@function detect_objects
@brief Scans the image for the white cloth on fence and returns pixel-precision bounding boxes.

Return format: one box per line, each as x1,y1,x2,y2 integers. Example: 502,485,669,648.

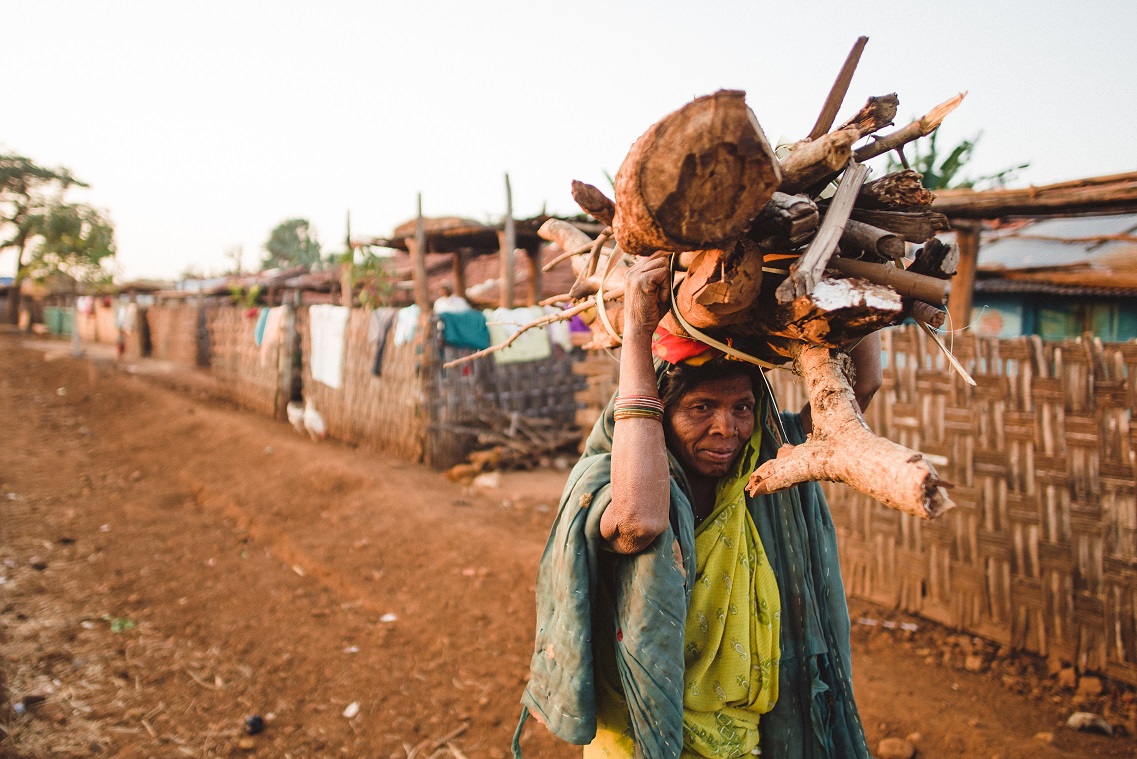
76,296,94,315
259,306,286,367
485,306,551,365
545,305,573,353
433,294,472,314
309,304,350,389
394,304,420,346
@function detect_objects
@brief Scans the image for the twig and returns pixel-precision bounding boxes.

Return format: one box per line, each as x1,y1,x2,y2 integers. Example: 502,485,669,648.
447,743,471,759
807,36,869,141
915,317,976,386
407,724,470,759
539,292,572,306
184,669,220,690
443,290,623,368
854,93,967,163
542,241,595,272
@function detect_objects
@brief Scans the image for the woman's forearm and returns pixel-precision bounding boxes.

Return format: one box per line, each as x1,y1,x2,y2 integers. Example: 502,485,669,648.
603,329,672,554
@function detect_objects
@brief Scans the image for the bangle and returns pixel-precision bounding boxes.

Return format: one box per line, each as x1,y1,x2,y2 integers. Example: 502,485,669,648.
613,394,664,422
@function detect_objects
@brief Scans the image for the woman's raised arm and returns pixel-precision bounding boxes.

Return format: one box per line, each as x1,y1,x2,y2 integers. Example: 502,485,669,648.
602,253,673,554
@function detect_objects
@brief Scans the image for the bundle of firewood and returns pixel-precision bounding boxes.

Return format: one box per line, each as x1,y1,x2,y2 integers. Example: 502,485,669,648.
453,39,965,520
443,407,582,481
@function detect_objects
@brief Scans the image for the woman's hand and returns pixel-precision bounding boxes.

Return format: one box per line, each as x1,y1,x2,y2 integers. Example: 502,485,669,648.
622,251,672,340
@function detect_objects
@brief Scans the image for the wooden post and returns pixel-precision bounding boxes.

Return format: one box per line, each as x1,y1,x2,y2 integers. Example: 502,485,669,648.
947,223,980,331
412,193,430,312
499,173,516,309
526,244,542,306
452,250,467,299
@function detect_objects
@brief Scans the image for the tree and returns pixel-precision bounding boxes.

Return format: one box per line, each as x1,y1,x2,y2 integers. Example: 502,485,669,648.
1,152,107,322
884,131,1029,191
262,218,321,270
23,201,116,285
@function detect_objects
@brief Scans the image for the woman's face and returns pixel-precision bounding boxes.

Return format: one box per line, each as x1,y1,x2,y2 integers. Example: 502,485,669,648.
664,374,756,479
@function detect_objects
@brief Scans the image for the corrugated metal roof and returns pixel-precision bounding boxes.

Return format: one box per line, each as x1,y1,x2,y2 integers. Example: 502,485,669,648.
979,213,1137,271
974,278,1137,297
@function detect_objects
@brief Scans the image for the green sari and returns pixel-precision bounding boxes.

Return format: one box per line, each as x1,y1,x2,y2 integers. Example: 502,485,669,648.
517,373,870,759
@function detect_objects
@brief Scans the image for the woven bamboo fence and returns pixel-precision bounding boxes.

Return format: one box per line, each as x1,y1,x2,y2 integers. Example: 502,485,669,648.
148,302,207,366
768,325,1137,683
297,307,427,461
121,307,148,361
209,306,293,418
76,302,119,345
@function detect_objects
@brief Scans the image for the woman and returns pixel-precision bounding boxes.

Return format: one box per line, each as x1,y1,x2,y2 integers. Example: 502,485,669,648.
517,254,880,759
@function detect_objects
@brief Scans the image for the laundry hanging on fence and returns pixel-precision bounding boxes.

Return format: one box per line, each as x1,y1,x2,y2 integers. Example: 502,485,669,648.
309,304,350,389
545,306,573,353
394,304,420,346
254,307,270,346
259,307,286,367
368,307,398,376
485,306,551,365
76,296,94,315
438,310,490,352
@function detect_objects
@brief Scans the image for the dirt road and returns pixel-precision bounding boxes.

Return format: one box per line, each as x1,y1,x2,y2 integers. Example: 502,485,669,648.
0,336,1130,757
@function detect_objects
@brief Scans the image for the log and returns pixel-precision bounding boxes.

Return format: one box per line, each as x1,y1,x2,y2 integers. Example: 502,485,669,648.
835,93,899,136
908,300,947,329
853,92,967,163
807,36,869,140
747,344,955,520
858,169,936,210
612,90,781,255
675,239,763,328
538,219,627,300
778,128,859,196
780,94,898,195
828,257,949,306
848,207,949,243
776,161,870,303
571,180,616,227
932,170,1137,219
839,219,906,262
758,275,905,347
748,192,819,249
908,237,959,279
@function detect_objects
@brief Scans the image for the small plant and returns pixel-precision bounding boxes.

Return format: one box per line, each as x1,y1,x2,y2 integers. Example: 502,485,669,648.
102,614,135,633
228,283,263,308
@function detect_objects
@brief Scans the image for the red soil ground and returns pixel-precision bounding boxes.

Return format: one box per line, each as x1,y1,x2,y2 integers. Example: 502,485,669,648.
0,335,1132,757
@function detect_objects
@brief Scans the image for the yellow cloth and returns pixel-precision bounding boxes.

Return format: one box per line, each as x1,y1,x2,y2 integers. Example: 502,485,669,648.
586,424,781,759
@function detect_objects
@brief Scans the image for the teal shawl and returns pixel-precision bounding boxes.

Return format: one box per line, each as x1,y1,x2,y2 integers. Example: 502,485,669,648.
516,374,870,759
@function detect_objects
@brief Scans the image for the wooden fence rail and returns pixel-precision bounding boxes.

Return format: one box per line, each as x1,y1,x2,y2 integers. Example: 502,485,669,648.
769,325,1137,683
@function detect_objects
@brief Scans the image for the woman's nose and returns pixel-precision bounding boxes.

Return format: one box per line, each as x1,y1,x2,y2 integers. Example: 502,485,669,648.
709,410,736,437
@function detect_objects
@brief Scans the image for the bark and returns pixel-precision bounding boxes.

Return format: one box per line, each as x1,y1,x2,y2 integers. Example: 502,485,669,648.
612,90,781,255
932,170,1137,219
780,94,898,195
538,219,627,300
778,128,859,196
776,162,870,302
908,237,959,279
571,180,616,227
807,36,869,140
675,239,763,328
828,257,949,306
848,207,950,243
747,344,955,520
755,275,905,347
853,92,967,163
839,219,906,262
907,300,947,329
858,169,935,210
748,192,819,249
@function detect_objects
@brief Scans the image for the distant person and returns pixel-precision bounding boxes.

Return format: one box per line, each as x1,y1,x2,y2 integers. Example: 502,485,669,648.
433,282,471,314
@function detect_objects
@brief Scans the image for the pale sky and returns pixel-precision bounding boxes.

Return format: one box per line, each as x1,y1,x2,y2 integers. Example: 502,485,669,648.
3,0,1134,281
